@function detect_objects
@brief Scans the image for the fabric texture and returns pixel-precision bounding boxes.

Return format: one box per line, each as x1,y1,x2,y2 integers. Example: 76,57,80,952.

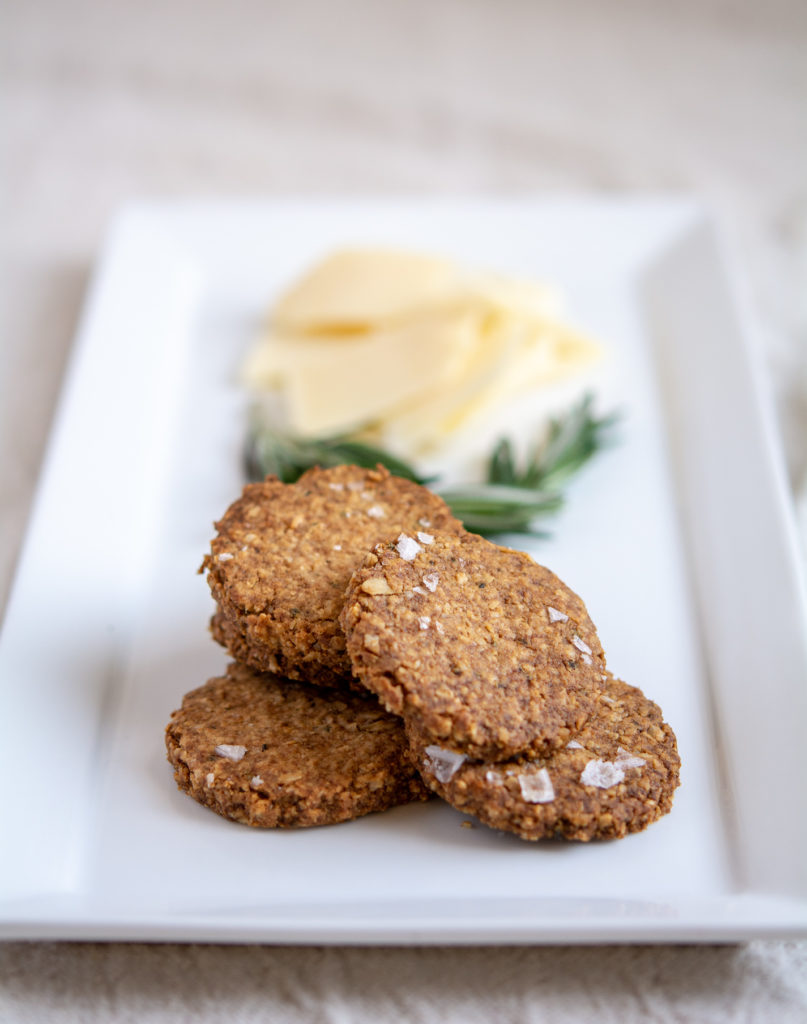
1,942,807,1023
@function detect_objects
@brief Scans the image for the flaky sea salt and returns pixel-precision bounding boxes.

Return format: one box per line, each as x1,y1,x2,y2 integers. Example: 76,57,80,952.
215,744,247,762
548,606,568,623
424,745,466,783
367,505,385,518
329,482,344,491
566,740,584,750
412,586,428,596
435,622,445,635
347,481,364,491
571,634,592,656
418,616,431,630
206,772,215,787
250,776,264,788
218,552,234,562
333,544,342,551
422,572,439,592
485,769,502,784
396,533,422,561
581,759,625,789
616,747,646,769
518,768,555,804
418,518,431,528
417,531,434,545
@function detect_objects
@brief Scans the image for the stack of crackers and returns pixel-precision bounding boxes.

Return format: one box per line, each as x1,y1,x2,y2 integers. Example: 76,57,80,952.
166,466,679,841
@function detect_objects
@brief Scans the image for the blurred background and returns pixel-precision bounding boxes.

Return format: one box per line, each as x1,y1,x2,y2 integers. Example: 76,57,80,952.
2,0,805,612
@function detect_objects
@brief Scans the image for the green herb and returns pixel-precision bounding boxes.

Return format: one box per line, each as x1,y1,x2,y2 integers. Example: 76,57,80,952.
244,408,428,485
433,484,562,536
487,393,619,492
244,393,618,536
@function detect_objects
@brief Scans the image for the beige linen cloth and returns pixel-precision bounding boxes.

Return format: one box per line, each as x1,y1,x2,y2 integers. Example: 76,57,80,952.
1,1,806,1020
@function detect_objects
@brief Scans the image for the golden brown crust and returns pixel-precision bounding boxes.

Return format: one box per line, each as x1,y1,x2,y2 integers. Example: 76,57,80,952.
201,465,461,687
165,662,430,828
410,675,680,841
340,529,606,761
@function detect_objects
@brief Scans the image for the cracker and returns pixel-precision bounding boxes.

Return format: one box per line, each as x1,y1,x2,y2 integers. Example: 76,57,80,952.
202,465,461,687
341,529,606,761
165,662,430,828
410,674,680,841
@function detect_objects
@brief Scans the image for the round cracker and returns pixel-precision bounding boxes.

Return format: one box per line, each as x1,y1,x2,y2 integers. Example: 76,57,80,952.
202,465,460,687
165,662,430,828
341,529,606,761
411,675,680,841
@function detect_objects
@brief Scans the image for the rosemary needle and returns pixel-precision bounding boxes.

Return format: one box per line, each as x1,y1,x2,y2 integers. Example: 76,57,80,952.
244,393,618,537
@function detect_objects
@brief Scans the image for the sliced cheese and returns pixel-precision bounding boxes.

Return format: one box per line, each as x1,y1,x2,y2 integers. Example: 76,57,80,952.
242,247,603,453
281,309,481,437
273,249,463,332
380,316,601,453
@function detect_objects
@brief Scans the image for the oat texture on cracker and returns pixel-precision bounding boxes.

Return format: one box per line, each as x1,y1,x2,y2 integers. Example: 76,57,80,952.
165,662,430,828
340,529,606,762
201,465,461,688
412,674,680,841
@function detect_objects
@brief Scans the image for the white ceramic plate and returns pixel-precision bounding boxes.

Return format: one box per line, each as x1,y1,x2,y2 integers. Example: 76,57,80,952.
1,199,805,944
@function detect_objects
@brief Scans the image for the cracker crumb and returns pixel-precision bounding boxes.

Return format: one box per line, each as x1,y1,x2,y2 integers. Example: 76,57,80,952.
361,577,394,596
215,744,247,762
461,820,475,829
363,634,381,654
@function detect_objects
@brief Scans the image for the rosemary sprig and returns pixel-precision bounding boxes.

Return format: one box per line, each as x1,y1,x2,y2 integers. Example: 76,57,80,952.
434,484,562,536
487,393,619,492
244,393,617,536
244,410,428,485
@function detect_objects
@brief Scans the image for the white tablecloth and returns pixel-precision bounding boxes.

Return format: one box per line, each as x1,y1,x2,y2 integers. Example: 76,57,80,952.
2,0,806,1019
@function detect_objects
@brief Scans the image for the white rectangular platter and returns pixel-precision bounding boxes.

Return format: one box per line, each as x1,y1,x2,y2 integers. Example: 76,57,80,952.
1,199,805,944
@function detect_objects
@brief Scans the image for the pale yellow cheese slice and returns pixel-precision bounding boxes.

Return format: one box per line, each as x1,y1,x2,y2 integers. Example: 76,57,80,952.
272,249,464,332
281,308,481,436
379,316,601,453
242,247,602,453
